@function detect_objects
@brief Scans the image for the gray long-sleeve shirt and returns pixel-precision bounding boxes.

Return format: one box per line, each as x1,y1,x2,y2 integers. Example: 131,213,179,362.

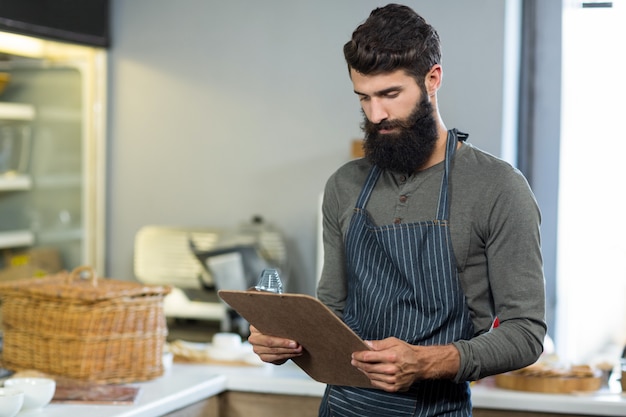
317,141,546,383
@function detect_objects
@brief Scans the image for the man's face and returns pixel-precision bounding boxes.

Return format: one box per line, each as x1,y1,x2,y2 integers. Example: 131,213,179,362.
351,69,438,174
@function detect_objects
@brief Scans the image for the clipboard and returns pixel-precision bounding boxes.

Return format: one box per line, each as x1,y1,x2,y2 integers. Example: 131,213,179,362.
218,290,373,388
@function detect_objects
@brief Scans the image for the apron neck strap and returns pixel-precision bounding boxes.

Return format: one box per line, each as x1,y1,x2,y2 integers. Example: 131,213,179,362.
436,129,463,220
355,165,381,209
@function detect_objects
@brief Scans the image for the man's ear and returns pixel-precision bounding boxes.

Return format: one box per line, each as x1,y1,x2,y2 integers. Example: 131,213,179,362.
425,64,443,97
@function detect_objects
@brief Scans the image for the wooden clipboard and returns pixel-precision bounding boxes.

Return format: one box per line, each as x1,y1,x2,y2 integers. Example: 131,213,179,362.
218,290,373,388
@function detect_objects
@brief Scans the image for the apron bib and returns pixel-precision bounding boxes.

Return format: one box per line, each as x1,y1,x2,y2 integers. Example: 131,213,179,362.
320,130,474,417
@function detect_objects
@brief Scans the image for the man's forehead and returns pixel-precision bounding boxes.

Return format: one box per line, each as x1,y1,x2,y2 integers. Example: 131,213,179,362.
350,69,417,94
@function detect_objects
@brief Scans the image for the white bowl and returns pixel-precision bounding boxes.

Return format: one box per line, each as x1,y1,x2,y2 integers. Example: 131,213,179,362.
0,387,24,417
212,332,242,350
4,378,55,410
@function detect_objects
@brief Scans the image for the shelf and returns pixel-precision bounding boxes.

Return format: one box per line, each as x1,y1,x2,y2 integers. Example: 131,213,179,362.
0,230,35,249
0,174,32,191
0,102,36,121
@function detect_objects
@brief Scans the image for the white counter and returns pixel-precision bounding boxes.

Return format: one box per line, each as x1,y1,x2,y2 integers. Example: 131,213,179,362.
471,377,626,416
20,362,626,417
212,361,326,397
19,366,226,417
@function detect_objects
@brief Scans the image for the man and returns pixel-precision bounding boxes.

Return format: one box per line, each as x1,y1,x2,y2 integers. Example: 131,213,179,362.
249,4,546,416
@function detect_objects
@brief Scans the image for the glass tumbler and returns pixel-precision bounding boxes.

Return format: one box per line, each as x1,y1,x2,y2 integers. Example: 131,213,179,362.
255,268,283,294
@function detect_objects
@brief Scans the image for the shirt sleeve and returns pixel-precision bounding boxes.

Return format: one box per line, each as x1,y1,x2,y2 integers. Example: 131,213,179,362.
316,172,348,319
452,169,546,382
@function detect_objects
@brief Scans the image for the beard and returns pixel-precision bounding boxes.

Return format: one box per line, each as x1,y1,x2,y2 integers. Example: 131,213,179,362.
362,98,438,175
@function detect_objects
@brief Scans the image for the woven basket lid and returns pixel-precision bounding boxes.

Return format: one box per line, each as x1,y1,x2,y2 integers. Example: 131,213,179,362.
0,266,171,302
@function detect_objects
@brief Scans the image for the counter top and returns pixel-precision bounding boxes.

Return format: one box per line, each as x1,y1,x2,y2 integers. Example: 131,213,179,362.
20,365,226,417
17,362,626,417
471,377,626,416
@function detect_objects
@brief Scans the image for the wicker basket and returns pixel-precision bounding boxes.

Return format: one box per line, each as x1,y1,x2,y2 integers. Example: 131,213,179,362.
0,266,171,384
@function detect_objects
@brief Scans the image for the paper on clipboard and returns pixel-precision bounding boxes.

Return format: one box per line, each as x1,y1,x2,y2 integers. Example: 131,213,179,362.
218,290,373,388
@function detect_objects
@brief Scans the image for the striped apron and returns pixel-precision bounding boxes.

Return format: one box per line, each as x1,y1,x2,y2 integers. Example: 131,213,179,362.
319,130,474,417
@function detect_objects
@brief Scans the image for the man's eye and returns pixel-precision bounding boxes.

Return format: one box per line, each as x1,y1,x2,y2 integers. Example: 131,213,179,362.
358,96,370,102
385,92,400,99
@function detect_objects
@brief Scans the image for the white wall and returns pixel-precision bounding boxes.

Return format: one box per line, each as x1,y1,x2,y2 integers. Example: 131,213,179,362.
107,0,512,295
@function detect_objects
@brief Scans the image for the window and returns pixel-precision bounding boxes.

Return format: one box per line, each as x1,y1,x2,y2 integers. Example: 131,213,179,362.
556,0,626,363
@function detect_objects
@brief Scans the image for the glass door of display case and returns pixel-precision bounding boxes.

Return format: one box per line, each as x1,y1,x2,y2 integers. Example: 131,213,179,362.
0,31,106,278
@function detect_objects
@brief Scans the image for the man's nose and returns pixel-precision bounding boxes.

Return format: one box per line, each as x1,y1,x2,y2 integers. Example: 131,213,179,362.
367,99,388,124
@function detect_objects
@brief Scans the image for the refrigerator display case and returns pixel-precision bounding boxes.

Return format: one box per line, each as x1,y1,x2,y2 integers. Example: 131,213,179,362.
0,30,106,276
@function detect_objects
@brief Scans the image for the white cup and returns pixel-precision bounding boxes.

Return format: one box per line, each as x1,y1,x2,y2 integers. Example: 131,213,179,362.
0,388,24,417
212,332,242,350
4,377,55,410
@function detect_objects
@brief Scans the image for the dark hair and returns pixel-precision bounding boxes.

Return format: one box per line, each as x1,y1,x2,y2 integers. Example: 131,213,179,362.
343,4,441,86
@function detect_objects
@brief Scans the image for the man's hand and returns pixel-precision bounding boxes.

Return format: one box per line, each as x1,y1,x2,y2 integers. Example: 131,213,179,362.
350,338,460,392
248,325,303,365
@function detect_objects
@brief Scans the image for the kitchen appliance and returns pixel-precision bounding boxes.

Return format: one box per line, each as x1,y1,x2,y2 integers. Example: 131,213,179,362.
0,29,107,274
134,217,288,333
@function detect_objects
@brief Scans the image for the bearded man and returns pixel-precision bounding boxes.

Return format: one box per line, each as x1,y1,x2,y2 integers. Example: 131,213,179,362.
249,4,546,416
